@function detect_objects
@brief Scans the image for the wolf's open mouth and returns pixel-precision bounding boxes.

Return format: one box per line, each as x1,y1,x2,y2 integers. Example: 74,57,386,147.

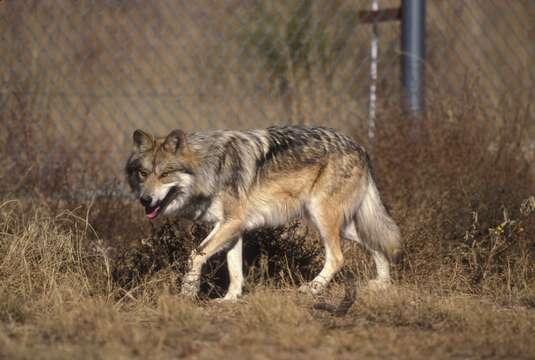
145,186,179,220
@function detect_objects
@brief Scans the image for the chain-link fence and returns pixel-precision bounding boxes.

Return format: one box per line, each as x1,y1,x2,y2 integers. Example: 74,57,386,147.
1,1,534,180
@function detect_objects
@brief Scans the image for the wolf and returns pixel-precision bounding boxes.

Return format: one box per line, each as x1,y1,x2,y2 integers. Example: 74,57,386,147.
125,125,401,301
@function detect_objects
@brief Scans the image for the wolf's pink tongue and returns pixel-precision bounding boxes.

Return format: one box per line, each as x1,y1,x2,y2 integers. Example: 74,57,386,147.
146,206,161,220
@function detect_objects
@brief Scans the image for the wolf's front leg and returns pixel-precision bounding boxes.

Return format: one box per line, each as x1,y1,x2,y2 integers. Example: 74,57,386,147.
180,254,202,299
222,237,244,301
180,223,220,299
180,221,242,299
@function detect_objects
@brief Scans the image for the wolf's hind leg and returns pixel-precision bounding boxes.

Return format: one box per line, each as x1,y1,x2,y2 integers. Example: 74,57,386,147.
367,249,391,289
222,236,244,301
342,221,362,245
342,221,392,289
300,201,344,295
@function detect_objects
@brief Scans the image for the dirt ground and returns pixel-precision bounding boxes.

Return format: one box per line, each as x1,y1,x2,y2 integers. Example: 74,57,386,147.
1,283,535,359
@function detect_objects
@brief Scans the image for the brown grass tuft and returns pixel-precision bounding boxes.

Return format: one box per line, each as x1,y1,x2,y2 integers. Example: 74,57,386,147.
370,98,535,302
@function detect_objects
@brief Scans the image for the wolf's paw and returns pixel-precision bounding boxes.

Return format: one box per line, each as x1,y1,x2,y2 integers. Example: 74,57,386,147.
366,279,391,291
223,291,242,302
298,281,325,295
213,292,241,304
180,281,199,299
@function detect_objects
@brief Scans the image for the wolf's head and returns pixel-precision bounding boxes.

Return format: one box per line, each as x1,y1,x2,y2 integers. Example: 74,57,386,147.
125,129,196,220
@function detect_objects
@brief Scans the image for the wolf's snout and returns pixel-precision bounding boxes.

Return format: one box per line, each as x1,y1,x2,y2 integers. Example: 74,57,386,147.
140,195,152,207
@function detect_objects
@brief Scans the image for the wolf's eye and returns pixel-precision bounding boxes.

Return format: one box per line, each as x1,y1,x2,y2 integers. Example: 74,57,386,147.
138,169,149,178
160,170,174,178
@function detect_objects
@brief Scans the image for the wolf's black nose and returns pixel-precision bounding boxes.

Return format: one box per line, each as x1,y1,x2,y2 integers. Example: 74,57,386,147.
140,195,152,207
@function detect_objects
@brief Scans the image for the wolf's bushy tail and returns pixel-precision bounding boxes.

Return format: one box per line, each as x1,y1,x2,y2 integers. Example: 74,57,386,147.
355,173,401,260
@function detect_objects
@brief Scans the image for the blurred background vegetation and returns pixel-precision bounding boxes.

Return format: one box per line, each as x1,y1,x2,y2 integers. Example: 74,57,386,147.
1,0,534,177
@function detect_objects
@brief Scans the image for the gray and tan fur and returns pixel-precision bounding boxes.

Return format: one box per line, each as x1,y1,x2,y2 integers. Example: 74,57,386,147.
125,126,401,300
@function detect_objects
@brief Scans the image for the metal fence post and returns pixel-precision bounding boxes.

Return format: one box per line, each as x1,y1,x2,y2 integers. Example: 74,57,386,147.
368,0,379,139
401,0,426,113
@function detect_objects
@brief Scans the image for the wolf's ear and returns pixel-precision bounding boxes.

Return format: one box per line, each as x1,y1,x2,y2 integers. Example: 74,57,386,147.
133,129,154,152
163,129,187,153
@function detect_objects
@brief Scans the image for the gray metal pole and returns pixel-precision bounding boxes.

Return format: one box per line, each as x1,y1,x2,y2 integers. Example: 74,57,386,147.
401,0,425,113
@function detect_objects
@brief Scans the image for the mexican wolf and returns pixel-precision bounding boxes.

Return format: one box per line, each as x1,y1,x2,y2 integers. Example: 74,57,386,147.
125,126,401,301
